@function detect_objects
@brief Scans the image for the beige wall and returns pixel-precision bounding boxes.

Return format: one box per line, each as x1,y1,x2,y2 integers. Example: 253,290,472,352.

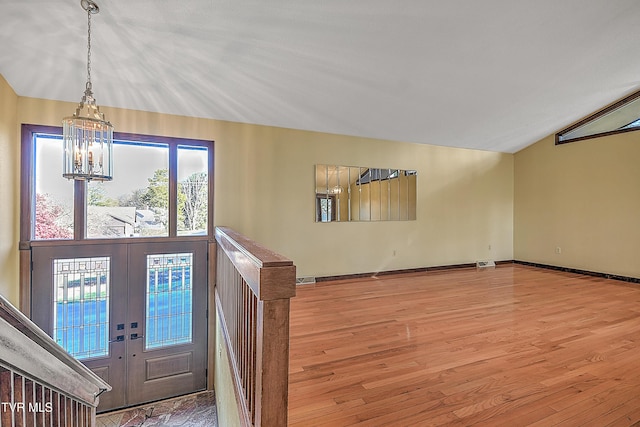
514,132,640,279
3,88,514,302
213,128,513,278
0,75,19,305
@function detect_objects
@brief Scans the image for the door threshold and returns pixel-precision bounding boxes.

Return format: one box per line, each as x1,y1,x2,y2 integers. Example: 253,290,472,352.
96,390,216,427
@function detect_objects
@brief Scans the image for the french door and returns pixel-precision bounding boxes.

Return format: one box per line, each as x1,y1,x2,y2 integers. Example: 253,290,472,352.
30,239,208,412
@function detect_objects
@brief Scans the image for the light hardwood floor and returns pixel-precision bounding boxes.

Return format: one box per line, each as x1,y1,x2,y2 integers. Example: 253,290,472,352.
288,264,640,426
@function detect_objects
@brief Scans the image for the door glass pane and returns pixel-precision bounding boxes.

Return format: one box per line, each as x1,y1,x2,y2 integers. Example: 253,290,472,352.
53,257,110,360
146,253,193,349
177,145,208,236
34,134,73,240
87,141,169,238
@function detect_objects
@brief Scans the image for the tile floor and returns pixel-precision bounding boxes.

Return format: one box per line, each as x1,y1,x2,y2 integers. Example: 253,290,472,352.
96,391,217,427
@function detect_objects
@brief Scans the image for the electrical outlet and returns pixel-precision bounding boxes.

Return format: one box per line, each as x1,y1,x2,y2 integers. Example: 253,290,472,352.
555,247,562,254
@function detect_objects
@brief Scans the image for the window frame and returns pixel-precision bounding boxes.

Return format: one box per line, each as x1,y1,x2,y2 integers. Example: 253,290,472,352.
20,124,214,244
555,89,640,145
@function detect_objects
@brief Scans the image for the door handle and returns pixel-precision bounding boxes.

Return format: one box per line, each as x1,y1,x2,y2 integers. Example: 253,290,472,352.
109,335,125,343
130,333,144,340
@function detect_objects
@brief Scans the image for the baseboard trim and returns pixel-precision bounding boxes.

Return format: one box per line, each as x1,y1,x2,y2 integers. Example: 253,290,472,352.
313,260,640,285
514,260,640,284
314,260,513,283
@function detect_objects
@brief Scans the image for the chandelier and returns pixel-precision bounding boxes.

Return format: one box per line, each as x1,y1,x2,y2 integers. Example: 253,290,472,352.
62,0,113,181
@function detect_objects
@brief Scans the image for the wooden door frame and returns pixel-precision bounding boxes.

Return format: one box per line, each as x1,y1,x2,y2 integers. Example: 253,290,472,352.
18,123,216,393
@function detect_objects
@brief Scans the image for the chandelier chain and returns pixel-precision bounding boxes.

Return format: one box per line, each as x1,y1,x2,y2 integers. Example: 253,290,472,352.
64,0,114,182
86,6,92,90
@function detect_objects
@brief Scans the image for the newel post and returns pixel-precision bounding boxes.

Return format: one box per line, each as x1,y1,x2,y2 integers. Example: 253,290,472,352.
254,266,296,426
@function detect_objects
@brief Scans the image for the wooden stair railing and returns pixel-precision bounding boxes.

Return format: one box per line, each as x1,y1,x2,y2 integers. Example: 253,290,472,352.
215,226,296,427
0,294,111,426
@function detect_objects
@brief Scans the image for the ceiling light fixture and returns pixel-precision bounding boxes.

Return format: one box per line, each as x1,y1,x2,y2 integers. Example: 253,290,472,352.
63,0,113,181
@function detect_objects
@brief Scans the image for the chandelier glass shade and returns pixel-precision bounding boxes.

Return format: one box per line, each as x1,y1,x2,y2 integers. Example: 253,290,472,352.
62,0,113,181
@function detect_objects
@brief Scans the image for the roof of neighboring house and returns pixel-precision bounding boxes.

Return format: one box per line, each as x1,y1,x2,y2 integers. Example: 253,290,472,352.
88,206,137,227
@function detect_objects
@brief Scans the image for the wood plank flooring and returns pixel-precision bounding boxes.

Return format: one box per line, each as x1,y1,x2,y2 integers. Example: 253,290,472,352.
288,265,640,426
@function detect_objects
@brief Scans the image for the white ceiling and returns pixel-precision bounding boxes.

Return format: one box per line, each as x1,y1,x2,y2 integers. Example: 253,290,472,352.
2,0,640,153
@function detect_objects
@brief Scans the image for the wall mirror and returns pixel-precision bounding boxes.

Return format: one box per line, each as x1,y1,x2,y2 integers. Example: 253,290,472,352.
315,164,417,222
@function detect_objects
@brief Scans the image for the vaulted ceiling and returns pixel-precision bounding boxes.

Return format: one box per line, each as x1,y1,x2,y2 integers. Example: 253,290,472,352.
2,0,640,153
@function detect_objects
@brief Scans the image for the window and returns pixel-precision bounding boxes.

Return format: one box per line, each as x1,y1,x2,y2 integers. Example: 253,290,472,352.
34,134,74,240
356,168,399,185
316,194,337,222
87,141,169,238
22,125,213,241
556,89,640,144
177,145,209,236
